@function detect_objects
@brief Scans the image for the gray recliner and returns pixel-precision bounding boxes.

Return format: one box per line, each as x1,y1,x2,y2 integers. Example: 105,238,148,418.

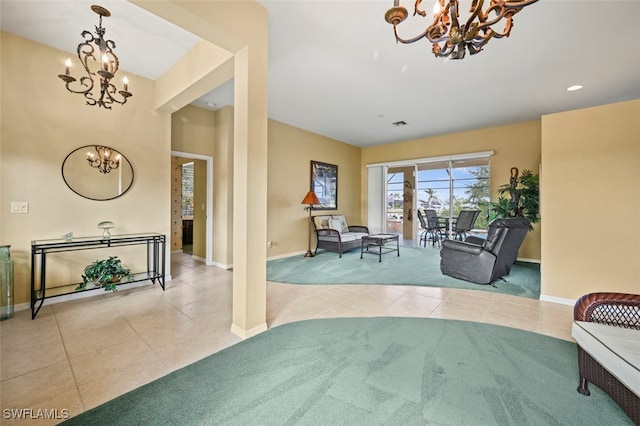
440,217,530,284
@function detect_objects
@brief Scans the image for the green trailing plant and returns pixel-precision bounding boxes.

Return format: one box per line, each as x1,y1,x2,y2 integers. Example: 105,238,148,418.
491,167,539,230
77,256,132,292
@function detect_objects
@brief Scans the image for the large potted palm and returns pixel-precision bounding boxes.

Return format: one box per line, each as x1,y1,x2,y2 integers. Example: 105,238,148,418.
491,167,539,230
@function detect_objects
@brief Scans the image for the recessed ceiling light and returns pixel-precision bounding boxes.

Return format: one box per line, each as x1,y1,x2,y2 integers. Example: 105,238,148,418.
566,85,583,92
205,101,216,108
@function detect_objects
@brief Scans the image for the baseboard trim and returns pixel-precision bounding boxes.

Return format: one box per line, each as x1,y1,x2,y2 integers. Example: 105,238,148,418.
230,322,268,339
267,250,308,261
191,255,206,263
13,301,30,312
517,257,540,264
540,294,576,306
211,261,232,270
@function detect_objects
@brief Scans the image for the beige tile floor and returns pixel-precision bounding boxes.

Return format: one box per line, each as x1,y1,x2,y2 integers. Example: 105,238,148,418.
0,253,574,425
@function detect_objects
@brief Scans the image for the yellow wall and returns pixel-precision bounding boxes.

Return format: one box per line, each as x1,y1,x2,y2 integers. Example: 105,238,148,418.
0,32,171,305
361,121,542,260
172,105,216,155
541,100,640,300
267,120,362,258
171,105,215,261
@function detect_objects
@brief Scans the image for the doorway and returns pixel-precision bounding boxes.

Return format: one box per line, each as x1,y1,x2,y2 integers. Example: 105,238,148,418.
171,151,214,265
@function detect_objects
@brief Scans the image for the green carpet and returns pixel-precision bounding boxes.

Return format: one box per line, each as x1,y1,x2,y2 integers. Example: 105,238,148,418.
63,318,631,425
267,247,540,299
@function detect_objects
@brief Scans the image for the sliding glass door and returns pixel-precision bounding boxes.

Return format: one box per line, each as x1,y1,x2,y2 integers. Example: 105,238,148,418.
367,151,492,245
416,157,490,238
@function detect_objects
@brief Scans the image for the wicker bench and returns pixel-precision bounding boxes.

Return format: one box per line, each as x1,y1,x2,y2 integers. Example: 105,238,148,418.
312,215,368,257
572,292,640,424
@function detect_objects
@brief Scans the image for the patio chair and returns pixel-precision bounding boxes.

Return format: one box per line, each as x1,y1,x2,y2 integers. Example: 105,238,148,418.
424,209,446,246
450,209,480,240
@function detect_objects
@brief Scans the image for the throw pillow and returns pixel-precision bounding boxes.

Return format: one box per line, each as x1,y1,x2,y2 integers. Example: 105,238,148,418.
329,218,343,233
333,216,349,233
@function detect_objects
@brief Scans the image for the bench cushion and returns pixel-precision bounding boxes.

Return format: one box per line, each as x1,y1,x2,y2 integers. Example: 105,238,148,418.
319,232,368,243
572,321,640,397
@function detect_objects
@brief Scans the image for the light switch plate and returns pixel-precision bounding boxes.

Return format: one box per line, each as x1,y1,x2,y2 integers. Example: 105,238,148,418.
10,201,28,214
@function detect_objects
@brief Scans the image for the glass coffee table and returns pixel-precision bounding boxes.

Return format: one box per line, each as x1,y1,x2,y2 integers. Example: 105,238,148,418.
360,234,400,262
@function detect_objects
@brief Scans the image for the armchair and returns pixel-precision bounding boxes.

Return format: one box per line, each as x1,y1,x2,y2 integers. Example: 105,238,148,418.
572,292,640,424
439,217,530,284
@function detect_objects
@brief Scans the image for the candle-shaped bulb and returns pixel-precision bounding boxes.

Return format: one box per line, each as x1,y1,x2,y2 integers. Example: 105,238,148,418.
433,1,441,15
64,58,72,75
102,53,109,71
123,76,129,92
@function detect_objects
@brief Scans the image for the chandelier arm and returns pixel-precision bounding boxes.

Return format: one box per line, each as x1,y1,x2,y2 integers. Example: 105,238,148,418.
393,25,430,45
475,11,515,39
475,0,537,35
465,0,484,26
413,0,427,17
103,81,131,106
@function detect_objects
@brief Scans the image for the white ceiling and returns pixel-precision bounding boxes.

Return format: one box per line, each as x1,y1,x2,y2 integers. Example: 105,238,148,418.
2,0,639,147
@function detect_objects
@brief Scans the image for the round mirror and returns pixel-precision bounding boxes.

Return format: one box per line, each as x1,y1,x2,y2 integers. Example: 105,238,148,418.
62,145,134,201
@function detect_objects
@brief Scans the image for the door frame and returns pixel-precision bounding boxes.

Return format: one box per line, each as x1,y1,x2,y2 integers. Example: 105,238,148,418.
172,150,214,265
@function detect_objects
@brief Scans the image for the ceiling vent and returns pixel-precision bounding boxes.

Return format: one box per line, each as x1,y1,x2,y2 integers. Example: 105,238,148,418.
392,121,407,126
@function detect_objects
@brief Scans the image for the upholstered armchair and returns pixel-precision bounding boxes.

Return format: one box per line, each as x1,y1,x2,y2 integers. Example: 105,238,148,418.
439,217,530,284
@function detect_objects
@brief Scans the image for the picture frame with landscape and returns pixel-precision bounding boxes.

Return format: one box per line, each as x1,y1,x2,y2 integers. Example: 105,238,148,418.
310,161,337,210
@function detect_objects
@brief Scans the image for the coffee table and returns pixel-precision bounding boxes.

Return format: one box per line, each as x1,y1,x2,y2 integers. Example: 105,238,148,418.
360,234,400,262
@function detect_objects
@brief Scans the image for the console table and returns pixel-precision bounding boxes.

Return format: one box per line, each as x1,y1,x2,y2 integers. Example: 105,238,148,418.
31,233,166,319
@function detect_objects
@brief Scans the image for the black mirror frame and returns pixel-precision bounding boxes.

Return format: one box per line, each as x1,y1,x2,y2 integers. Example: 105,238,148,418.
61,145,134,201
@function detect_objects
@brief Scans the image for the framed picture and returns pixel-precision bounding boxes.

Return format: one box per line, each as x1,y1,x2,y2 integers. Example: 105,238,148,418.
310,161,337,210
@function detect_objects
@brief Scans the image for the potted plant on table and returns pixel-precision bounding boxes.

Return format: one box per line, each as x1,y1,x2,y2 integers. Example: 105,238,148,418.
76,256,133,292
491,167,540,230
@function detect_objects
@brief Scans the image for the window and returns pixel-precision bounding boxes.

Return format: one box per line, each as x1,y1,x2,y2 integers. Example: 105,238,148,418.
417,158,490,230
181,162,194,218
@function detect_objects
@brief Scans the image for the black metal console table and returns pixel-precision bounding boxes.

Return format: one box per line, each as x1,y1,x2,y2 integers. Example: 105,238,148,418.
31,233,166,319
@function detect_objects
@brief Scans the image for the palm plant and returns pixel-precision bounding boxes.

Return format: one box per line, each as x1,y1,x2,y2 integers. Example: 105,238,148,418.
491,167,539,230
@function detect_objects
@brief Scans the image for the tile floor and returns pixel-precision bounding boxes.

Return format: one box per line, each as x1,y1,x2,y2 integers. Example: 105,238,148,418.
0,252,574,425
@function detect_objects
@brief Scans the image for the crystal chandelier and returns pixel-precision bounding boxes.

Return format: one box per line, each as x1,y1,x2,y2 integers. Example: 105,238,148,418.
385,0,538,60
58,5,132,108
87,146,121,174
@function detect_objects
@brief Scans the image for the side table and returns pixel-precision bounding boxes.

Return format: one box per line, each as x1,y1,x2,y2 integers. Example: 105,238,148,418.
361,234,400,262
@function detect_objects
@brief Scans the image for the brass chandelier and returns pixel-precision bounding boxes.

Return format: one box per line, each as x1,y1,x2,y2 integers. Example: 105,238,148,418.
87,146,121,174
58,5,132,108
385,0,538,60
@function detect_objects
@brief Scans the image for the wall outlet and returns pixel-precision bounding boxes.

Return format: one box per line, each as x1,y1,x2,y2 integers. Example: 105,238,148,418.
10,201,28,214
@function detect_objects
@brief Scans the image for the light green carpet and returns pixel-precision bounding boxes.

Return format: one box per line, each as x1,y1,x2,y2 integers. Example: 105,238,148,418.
63,318,631,425
267,246,540,299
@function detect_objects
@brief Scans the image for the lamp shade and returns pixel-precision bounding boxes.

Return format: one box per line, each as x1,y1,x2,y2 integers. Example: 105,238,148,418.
301,191,320,205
